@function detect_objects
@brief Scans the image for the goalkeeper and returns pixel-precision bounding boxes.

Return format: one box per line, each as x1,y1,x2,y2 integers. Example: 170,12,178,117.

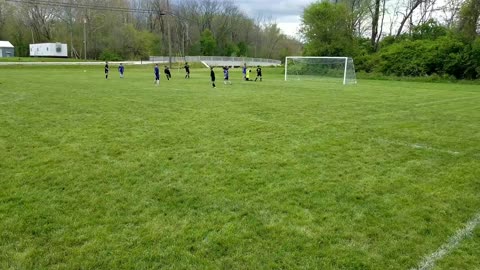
245,67,252,81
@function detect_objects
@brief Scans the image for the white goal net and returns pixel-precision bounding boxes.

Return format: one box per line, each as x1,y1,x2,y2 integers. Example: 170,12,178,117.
285,56,357,85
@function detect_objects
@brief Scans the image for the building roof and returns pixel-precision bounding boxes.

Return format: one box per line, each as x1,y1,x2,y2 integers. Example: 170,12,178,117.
0,41,14,48
30,42,67,45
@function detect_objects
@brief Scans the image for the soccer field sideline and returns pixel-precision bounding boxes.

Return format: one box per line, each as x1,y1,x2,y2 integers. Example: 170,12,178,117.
412,211,480,270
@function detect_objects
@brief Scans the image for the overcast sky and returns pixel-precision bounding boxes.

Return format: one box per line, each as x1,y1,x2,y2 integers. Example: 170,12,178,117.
234,0,316,38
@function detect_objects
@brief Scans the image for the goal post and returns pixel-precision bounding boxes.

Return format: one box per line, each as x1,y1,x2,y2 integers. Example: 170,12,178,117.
284,56,357,85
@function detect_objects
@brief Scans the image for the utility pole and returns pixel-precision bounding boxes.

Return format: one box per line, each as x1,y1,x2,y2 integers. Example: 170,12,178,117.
166,0,172,68
182,23,185,58
70,29,74,58
184,22,189,59
83,16,87,60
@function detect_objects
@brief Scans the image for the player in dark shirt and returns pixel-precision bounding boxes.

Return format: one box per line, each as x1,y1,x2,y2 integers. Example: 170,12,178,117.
154,64,160,85
164,66,171,80
255,65,262,81
184,62,190,79
210,66,216,88
104,61,109,79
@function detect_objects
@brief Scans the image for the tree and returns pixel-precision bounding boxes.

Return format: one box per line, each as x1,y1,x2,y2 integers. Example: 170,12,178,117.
440,0,464,28
411,19,447,40
262,23,283,58
395,0,426,37
199,28,216,55
301,1,356,56
237,41,247,56
22,2,58,42
0,2,4,39
371,0,381,45
0,1,9,40
0,0,298,60
458,0,480,40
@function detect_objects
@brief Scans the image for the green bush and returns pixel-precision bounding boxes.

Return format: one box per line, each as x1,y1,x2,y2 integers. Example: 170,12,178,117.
99,49,122,61
462,37,480,79
411,19,448,40
354,20,479,81
374,36,468,78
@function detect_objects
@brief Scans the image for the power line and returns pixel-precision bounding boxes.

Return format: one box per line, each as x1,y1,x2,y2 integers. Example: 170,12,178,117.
5,0,196,23
5,0,167,15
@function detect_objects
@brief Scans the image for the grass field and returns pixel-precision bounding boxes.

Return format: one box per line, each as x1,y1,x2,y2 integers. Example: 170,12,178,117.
0,65,479,269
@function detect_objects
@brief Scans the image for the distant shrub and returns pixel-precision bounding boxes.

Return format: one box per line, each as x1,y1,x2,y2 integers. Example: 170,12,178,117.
374,36,468,78
352,20,479,81
99,50,122,61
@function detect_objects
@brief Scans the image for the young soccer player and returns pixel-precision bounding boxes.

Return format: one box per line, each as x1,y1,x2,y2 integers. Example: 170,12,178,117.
164,66,171,80
210,66,216,88
255,65,262,81
184,62,190,78
223,66,232,85
118,63,124,78
104,61,109,79
245,67,251,81
242,63,247,80
154,64,160,85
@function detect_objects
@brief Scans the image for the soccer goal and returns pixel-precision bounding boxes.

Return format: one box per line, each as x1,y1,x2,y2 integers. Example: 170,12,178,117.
285,56,357,85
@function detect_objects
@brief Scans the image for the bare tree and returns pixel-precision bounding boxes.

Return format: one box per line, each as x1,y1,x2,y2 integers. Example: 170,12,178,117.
417,0,439,24
371,0,381,47
387,1,402,36
0,2,4,29
211,1,242,54
55,0,80,57
252,14,267,57
440,0,464,27
395,0,426,37
339,0,371,36
375,0,387,48
21,1,58,42
458,0,480,39
262,23,283,58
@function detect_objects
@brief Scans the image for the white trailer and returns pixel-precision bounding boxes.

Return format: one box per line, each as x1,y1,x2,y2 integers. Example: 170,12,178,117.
30,43,68,57
0,41,15,57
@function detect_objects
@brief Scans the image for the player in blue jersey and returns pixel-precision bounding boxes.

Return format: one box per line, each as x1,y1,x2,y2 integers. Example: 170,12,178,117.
223,66,232,85
118,63,124,78
154,64,160,85
242,63,247,80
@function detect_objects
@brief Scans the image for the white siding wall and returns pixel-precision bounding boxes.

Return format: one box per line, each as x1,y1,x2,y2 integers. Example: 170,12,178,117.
30,43,68,57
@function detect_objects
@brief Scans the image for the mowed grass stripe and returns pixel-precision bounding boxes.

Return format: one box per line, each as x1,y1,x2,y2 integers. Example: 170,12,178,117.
0,65,479,269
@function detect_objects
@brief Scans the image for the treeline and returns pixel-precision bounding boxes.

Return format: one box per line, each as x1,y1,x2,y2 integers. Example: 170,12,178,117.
301,0,480,79
0,0,302,61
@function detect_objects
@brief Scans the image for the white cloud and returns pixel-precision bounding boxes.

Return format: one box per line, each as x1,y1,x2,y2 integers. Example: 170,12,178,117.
277,21,302,38
234,0,314,37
